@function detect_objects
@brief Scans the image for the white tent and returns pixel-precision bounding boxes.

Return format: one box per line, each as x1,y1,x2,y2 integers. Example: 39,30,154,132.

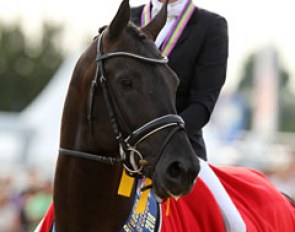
0,53,80,174
22,54,80,170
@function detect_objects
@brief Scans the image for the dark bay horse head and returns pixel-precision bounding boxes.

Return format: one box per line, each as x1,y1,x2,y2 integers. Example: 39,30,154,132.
58,0,199,203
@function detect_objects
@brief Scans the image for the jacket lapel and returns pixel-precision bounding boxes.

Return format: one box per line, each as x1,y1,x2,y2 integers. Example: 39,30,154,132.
173,8,198,48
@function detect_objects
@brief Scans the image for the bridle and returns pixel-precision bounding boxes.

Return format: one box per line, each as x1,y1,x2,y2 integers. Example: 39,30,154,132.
59,30,185,176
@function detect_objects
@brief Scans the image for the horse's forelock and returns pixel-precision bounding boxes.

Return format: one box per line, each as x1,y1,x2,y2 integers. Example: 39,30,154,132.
126,23,147,40
102,23,160,59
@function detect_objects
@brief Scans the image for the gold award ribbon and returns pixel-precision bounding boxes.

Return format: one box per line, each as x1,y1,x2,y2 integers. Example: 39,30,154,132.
118,169,135,197
135,177,153,214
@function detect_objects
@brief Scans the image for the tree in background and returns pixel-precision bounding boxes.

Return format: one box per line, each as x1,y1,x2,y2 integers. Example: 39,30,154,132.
237,50,295,132
0,22,65,112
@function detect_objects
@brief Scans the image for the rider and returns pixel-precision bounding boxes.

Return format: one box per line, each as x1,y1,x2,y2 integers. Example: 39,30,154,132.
131,0,228,160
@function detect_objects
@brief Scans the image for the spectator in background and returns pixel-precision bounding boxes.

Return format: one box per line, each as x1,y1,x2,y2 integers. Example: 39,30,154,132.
16,169,53,232
0,168,53,232
0,176,21,232
131,0,228,160
22,180,52,232
268,148,295,200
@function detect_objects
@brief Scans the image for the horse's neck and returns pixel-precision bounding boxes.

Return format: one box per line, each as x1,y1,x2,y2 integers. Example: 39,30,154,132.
54,155,133,232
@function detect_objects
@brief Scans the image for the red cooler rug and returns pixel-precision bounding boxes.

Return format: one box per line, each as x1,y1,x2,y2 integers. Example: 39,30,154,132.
35,160,295,232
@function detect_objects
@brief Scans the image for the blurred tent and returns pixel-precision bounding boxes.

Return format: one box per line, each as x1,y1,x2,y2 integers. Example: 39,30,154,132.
0,53,80,175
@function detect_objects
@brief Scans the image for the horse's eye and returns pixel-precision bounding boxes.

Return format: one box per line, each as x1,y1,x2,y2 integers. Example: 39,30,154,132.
120,79,133,90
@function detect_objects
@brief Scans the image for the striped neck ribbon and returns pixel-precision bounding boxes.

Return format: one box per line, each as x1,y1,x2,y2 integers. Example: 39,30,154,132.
141,0,195,57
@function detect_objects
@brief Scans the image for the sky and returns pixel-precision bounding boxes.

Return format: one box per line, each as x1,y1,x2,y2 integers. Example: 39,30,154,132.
1,0,295,91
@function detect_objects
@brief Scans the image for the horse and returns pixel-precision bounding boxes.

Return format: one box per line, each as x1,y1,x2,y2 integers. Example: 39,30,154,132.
36,0,295,231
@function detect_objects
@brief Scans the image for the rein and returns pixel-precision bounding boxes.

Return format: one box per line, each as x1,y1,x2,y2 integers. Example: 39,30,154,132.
59,31,185,176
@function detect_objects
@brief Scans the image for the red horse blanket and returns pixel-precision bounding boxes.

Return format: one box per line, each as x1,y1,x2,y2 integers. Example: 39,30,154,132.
35,164,295,232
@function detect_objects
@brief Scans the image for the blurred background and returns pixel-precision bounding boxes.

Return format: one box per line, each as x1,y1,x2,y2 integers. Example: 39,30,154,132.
0,0,294,231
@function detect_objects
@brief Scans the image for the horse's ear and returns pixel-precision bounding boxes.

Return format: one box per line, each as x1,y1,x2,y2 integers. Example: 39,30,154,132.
141,0,168,41
108,0,130,41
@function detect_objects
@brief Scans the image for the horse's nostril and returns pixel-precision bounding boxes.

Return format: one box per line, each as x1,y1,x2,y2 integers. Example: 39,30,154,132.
167,161,183,179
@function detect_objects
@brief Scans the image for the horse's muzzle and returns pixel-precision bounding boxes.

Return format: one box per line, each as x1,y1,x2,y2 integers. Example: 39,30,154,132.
153,157,200,199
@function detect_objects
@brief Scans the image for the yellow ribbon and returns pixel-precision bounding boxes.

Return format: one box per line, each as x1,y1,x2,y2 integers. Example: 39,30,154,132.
118,169,135,197
166,198,171,216
135,177,152,214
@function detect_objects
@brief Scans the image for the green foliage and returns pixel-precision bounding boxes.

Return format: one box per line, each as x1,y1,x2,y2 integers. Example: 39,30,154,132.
237,53,255,92
279,90,295,132
0,22,65,112
236,53,256,130
237,50,295,132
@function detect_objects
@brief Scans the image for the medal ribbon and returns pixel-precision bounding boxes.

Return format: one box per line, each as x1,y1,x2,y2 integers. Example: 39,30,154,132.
141,0,195,57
